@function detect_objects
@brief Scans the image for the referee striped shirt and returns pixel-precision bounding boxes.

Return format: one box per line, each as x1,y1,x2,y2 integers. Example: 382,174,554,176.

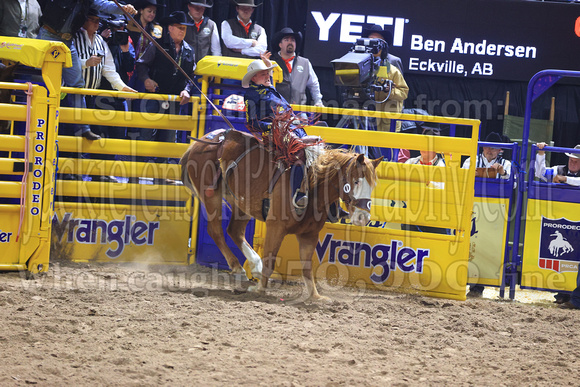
73,28,128,91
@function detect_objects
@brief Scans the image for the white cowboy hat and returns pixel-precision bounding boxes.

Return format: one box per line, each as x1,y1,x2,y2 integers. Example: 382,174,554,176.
242,60,277,88
565,144,580,159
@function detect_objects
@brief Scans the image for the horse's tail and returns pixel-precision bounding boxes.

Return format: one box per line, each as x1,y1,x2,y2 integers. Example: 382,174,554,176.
179,146,196,194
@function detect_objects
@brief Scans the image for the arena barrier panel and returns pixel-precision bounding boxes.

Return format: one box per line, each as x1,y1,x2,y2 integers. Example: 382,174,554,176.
467,142,519,292
0,37,71,274
520,144,580,293
51,86,200,265
510,70,580,298
251,106,480,301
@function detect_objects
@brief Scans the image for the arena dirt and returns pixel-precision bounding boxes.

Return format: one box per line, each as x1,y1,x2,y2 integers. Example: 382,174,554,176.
0,260,578,386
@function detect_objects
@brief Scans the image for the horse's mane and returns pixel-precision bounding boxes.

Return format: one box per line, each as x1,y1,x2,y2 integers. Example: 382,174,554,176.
309,149,378,189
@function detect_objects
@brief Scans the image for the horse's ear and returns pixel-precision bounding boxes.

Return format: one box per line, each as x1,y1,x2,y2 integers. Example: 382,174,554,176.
356,153,365,165
371,156,383,169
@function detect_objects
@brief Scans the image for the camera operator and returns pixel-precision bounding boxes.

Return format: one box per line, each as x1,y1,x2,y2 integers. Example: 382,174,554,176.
363,25,408,132
362,24,404,75
72,8,137,182
99,15,135,143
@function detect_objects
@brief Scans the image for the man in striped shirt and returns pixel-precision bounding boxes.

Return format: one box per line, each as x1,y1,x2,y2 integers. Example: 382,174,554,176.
462,132,512,180
74,10,136,93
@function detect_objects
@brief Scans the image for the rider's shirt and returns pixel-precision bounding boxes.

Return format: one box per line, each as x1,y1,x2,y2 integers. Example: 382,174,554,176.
244,82,306,137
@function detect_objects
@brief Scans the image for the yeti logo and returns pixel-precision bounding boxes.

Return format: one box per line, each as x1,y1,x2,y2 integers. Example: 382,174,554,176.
538,217,580,273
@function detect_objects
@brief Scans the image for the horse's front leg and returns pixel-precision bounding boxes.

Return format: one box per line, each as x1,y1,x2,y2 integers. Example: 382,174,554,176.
296,232,331,303
248,223,286,293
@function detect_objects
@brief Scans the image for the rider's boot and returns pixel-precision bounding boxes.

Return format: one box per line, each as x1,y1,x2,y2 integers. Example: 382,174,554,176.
291,164,308,215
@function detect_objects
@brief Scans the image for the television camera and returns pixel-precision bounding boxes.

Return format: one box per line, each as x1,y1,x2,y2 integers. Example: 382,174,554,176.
331,38,392,103
101,18,130,46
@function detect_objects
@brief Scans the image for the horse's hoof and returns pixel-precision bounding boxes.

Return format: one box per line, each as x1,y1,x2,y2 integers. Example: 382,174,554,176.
247,283,265,293
309,295,332,304
243,259,262,281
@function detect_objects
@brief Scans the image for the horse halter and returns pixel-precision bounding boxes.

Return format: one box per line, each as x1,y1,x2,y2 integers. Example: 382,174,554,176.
339,158,372,212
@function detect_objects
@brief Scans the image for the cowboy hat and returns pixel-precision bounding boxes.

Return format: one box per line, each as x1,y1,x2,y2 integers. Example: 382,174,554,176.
232,0,262,7
161,11,194,26
242,59,278,88
133,0,165,9
272,27,302,50
361,24,393,47
565,144,580,159
483,132,506,148
188,0,213,7
87,7,110,20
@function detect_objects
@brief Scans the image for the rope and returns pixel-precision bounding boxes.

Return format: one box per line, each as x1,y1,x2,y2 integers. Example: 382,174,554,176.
16,82,33,242
111,0,234,132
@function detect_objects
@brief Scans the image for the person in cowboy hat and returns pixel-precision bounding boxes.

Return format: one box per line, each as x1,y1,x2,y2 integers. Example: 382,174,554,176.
128,0,163,61
535,143,580,186
360,24,408,133
221,0,266,58
184,0,221,63
135,11,196,174
36,0,137,141
535,142,580,307
270,27,323,107
462,132,513,180
361,24,403,74
243,52,312,214
460,132,514,298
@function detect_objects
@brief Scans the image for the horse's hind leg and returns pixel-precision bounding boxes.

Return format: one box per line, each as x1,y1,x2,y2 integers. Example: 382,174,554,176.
203,195,246,276
296,232,330,303
248,223,286,293
227,205,263,279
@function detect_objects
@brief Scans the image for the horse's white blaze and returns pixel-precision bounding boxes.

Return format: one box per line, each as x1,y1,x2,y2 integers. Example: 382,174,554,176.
242,243,263,277
353,177,373,201
351,177,373,226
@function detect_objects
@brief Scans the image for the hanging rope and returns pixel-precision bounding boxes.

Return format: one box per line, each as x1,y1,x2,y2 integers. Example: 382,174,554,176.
16,82,33,242
111,0,234,131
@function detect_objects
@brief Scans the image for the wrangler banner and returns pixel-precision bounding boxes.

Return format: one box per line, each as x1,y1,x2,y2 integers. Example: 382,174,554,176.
51,205,191,265
255,221,469,301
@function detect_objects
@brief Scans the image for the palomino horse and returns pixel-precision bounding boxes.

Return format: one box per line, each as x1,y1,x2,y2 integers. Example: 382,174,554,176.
180,128,382,301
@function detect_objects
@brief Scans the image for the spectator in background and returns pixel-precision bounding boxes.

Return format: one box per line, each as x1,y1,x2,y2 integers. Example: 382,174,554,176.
535,143,580,310
462,132,513,298
37,0,136,140
128,0,163,61
221,0,266,58
135,11,195,183
0,0,42,38
99,14,136,143
399,128,448,235
362,24,403,75
74,10,135,94
184,0,221,63
73,8,136,182
535,143,580,186
463,132,512,180
271,27,323,107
